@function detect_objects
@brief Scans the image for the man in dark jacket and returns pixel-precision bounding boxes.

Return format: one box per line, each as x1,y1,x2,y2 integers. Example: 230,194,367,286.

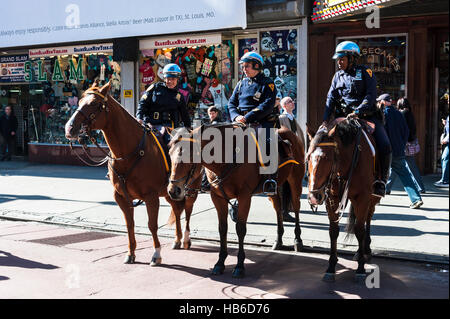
0,106,18,161
380,94,423,209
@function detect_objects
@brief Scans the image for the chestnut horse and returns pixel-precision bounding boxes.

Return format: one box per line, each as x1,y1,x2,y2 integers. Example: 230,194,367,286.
167,123,305,278
64,82,200,266
306,118,380,282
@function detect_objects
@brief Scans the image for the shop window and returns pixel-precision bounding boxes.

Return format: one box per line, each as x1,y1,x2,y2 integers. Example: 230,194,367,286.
260,29,298,115
339,36,407,102
138,41,234,124
25,52,120,145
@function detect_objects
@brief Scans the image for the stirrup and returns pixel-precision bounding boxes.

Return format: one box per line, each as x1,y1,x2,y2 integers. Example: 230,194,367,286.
263,179,277,196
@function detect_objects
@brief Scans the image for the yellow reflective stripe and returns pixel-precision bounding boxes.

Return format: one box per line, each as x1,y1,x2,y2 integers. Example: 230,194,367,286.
317,142,338,147
150,131,169,173
250,132,266,168
278,159,300,169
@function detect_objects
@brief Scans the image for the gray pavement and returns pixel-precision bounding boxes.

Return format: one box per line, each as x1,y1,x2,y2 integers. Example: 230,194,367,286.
1,160,449,264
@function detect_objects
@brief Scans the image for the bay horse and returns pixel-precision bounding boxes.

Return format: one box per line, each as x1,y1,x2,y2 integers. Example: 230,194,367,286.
306,118,380,282
167,123,305,278
64,82,200,266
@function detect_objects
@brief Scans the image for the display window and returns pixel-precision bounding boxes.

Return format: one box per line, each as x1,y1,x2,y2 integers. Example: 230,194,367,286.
139,39,234,123
260,28,298,115
337,35,407,102
23,46,120,145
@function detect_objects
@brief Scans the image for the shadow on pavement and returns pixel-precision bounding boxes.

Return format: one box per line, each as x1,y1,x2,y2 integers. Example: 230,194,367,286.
0,250,59,270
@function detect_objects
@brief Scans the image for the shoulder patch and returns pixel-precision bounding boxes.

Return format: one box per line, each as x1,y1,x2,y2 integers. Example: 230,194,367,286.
176,93,181,102
268,83,275,92
366,69,373,78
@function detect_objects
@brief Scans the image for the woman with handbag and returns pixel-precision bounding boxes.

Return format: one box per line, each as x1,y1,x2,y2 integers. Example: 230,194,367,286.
386,97,426,194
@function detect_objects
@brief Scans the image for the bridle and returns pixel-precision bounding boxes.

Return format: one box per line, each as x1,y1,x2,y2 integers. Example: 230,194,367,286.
307,142,339,209
307,120,363,223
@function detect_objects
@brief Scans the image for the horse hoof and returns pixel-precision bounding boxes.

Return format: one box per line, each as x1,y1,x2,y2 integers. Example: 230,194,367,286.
355,273,366,284
183,240,191,250
211,264,225,275
172,241,181,249
322,273,335,282
150,257,162,266
123,255,136,264
294,240,304,252
232,267,245,278
272,241,283,251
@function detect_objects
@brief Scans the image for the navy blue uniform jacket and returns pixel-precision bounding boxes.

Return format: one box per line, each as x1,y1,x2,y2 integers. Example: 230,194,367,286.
324,65,377,122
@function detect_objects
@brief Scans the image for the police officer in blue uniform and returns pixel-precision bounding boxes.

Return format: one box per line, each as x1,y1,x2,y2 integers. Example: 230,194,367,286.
137,63,191,141
228,51,279,195
321,41,392,197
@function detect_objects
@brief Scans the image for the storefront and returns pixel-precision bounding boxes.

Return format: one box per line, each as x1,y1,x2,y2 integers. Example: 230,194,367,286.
308,0,449,173
137,27,301,125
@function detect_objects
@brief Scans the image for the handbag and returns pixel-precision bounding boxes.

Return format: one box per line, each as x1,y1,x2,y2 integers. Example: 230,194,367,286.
405,138,420,156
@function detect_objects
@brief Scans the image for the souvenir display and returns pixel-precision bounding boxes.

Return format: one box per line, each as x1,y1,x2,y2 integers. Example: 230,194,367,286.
138,40,234,123
260,29,298,114
26,53,120,145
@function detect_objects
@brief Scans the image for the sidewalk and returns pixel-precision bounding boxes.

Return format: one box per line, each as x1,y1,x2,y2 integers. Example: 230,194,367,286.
1,160,448,264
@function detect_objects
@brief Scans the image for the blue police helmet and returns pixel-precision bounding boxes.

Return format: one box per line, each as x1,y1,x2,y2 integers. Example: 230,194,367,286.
163,63,181,78
239,52,264,68
332,41,361,59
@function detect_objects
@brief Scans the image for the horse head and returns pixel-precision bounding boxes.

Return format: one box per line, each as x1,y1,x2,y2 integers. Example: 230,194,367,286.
306,124,338,206
167,127,202,201
65,82,111,141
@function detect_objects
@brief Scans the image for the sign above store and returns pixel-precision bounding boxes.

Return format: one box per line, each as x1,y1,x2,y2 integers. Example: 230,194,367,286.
312,0,410,22
0,54,28,83
29,44,113,58
0,0,246,48
140,34,222,50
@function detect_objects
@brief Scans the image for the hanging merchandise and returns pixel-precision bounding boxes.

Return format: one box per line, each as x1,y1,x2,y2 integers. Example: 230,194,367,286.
139,59,155,84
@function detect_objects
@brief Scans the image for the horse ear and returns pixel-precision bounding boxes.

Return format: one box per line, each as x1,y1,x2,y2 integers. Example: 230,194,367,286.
328,126,337,137
99,81,112,95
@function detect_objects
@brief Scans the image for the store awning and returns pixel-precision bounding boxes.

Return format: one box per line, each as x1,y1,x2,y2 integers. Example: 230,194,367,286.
311,0,411,22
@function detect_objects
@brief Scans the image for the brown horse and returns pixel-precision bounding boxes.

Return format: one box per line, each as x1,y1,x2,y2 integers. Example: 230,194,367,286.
64,82,200,265
306,118,380,282
167,123,305,278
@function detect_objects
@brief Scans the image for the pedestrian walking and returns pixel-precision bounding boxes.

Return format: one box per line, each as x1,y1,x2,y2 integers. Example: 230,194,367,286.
386,97,426,194
434,114,449,188
0,105,18,161
380,94,423,209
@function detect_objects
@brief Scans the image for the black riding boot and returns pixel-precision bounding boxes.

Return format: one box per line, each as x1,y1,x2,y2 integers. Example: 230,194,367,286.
373,153,392,197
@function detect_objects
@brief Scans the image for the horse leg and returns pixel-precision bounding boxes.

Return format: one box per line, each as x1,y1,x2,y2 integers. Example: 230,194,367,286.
171,201,184,250
183,197,195,249
289,177,304,252
145,194,162,266
364,203,376,262
210,192,229,275
114,191,136,264
268,195,284,251
233,195,251,278
323,198,340,282
353,201,369,283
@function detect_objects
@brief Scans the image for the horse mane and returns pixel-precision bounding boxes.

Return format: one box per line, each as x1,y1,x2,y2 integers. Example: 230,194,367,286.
334,119,360,147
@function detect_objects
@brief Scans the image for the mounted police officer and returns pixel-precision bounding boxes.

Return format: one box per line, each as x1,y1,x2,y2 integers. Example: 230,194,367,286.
228,51,279,195
137,63,191,143
321,41,392,197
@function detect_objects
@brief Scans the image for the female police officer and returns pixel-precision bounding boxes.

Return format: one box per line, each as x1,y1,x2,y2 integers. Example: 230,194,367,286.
321,41,392,198
136,63,191,142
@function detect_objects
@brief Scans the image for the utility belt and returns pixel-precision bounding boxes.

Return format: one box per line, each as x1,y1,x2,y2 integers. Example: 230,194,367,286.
335,102,376,119
150,111,172,122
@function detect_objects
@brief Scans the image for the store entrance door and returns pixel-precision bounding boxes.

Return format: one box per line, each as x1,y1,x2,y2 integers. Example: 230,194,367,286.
0,84,30,157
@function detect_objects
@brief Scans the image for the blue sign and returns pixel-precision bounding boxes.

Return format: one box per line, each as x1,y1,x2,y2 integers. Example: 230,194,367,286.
0,54,29,82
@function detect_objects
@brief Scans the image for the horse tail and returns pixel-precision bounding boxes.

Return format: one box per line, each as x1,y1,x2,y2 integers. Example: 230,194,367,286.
344,203,356,242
